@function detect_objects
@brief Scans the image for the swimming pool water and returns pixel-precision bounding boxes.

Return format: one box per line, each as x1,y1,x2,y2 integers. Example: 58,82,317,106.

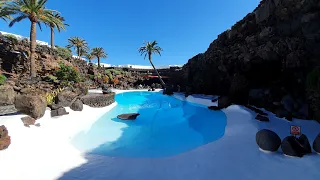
71,92,227,158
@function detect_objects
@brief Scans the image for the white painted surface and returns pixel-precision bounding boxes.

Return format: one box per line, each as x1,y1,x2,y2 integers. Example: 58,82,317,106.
0,90,320,180
0,31,49,46
94,63,182,69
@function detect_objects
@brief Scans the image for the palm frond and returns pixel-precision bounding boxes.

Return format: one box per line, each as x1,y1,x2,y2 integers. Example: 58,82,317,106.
92,47,108,59
138,40,163,59
8,13,28,27
67,36,89,55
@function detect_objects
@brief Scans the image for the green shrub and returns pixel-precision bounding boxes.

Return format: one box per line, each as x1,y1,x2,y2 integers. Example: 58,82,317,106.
4,34,18,40
43,75,59,83
56,62,81,83
105,71,113,80
4,34,18,43
105,69,124,76
55,46,72,59
111,69,122,76
60,80,74,87
124,71,131,77
0,74,6,85
105,69,112,74
88,74,95,80
96,73,102,79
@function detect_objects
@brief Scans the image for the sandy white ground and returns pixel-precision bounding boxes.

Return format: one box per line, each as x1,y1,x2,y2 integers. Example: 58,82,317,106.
1,89,320,180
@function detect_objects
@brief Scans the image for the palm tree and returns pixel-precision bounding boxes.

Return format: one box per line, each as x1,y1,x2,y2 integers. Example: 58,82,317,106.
0,1,12,22
46,12,67,49
85,53,94,63
91,47,107,68
66,37,88,59
3,0,63,78
138,41,165,87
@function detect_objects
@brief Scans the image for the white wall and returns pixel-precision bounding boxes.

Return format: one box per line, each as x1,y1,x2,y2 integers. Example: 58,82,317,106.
0,31,49,46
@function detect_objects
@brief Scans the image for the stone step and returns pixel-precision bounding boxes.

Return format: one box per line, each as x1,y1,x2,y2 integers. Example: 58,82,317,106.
0,105,18,116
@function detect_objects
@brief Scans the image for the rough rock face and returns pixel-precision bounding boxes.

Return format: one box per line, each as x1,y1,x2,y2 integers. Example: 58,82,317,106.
218,96,232,109
15,94,47,119
256,129,281,152
21,116,36,127
70,99,83,111
0,37,73,77
117,113,140,120
71,83,89,96
55,90,78,107
51,107,69,117
0,85,15,105
0,125,8,139
281,135,312,157
182,0,320,120
81,93,115,107
0,125,10,150
71,58,90,77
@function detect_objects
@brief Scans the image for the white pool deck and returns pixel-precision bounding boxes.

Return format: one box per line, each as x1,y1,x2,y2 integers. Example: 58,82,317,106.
0,89,320,180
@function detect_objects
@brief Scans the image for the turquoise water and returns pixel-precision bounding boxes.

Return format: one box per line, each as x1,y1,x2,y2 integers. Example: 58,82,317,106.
71,92,227,158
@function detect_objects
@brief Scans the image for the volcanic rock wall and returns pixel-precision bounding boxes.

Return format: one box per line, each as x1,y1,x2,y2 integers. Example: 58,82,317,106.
183,0,320,120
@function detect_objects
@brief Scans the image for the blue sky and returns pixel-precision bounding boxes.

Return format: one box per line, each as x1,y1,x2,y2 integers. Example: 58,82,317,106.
0,0,260,66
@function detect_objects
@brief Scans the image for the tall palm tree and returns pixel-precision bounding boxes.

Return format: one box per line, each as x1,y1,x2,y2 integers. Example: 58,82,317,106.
66,36,88,59
85,53,94,63
46,12,67,49
91,47,107,68
138,40,165,87
3,0,63,78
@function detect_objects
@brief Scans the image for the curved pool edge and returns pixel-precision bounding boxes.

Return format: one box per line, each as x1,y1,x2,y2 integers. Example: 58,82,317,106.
72,90,228,158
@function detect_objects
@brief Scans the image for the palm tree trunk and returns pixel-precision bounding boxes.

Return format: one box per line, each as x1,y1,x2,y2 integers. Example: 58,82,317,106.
30,21,37,78
77,47,80,59
149,53,165,88
50,26,54,49
98,57,100,68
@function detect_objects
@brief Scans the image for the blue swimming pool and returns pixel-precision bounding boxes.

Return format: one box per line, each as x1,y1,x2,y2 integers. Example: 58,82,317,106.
71,92,227,158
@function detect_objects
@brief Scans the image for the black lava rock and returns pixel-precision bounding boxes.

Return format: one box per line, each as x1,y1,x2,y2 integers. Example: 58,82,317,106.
70,99,84,111
51,107,69,117
208,106,222,111
256,129,281,152
313,133,320,153
255,114,270,122
298,134,312,154
245,105,268,116
117,113,140,120
212,98,218,103
163,87,174,96
218,96,231,109
281,136,306,157
48,104,63,110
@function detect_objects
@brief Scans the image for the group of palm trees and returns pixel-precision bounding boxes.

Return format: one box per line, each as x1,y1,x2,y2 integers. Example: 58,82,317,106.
66,37,107,68
0,0,68,77
0,0,107,77
0,0,166,87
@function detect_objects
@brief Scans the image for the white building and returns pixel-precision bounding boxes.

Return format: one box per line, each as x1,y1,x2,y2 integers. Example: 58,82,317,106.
0,31,49,46
95,63,182,69
72,55,86,61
